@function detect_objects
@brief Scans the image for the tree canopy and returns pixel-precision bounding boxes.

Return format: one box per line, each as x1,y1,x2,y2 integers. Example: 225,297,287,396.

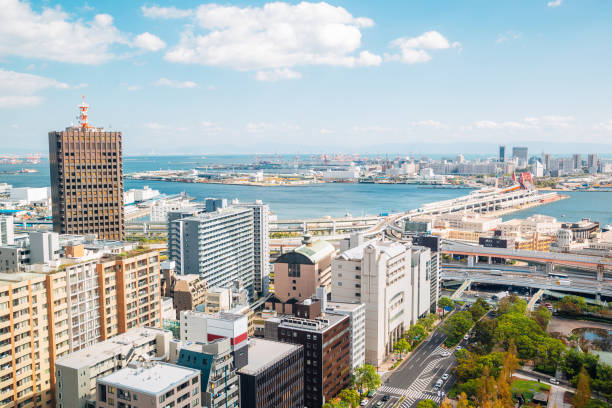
353,365,381,393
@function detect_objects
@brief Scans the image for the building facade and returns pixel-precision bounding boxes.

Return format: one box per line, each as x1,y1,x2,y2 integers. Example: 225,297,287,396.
48,99,124,240
238,338,304,408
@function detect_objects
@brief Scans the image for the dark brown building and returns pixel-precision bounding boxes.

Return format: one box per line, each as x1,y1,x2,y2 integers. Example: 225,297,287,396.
277,311,351,408
48,98,124,240
238,338,304,408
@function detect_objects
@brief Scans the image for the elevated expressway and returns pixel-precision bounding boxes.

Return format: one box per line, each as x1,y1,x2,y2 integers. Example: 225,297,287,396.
440,241,612,281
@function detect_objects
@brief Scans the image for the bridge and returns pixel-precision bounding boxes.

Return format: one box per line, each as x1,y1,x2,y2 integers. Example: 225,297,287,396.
440,268,612,299
441,241,612,281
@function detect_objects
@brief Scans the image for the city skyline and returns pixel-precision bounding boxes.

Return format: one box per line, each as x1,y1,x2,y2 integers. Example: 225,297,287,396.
0,0,611,154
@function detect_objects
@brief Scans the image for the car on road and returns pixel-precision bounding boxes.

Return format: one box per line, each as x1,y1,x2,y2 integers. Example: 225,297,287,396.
434,379,443,388
367,390,376,398
375,401,384,407
441,351,450,357
381,395,391,402
360,399,368,406
463,334,469,340
549,377,560,385
456,346,462,351
442,374,449,381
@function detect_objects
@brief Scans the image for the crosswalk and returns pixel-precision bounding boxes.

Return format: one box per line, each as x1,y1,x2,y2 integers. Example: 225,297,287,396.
377,346,454,408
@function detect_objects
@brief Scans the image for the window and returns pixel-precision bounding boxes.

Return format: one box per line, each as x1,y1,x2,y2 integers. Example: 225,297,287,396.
288,264,300,278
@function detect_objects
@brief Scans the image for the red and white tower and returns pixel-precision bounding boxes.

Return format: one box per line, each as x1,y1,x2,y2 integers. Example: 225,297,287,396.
78,95,90,129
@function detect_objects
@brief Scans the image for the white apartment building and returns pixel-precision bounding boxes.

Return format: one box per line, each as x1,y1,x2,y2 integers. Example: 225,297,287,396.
413,212,501,232
233,200,270,295
500,214,561,237
150,195,193,222
0,216,14,245
331,239,431,366
325,301,366,371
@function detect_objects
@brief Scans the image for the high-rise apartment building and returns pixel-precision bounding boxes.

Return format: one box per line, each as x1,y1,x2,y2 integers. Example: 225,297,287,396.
588,154,599,172
0,272,53,408
48,98,124,240
234,200,270,296
572,154,582,170
168,206,255,293
498,145,505,162
0,216,14,245
512,146,528,163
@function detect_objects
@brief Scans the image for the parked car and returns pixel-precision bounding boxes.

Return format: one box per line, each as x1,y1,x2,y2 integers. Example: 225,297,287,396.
463,334,470,340
456,346,462,351
361,399,369,406
442,374,449,381
549,377,560,385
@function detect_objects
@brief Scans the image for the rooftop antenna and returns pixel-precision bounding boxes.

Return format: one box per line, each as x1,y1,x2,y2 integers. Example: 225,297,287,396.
78,95,90,129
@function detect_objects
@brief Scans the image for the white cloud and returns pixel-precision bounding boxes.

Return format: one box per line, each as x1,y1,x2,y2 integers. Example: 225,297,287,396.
134,32,166,51
0,69,73,108
320,128,334,134
474,115,574,130
0,69,69,93
547,0,562,7
0,0,127,64
410,120,447,130
141,6,193,19
255,68,302,82
352,125,393,133
387,31,460,64
496,31,522,44
154,78,197,88
246,122,300,133
0,95,43,108
162,2,380,72
594,120,612,131
126,85,143,91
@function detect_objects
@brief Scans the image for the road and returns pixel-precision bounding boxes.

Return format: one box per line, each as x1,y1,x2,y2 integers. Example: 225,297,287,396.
365,326,464,408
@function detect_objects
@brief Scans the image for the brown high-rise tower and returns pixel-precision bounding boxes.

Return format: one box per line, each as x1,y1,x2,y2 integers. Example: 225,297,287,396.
48,97,124,240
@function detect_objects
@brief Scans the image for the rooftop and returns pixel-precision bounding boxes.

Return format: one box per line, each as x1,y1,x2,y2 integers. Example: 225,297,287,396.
55,327,170,369
294,239,335,264
238,339,302,376
181,206,252,222
325,301,365,313
98,362,199,396
278,312,347,333
340,238,407,261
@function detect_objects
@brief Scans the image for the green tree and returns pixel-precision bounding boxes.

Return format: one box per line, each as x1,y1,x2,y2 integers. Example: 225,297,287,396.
406,324,427,346
393,338,410,358
562,349,585,380
532,306,552,330
322,400,348,408
557,295,587,316
498,294,527,315
473,319,497,354
338,389,360,408
439,297,454,315
456,392,470,408
416,399,437,408
443,310,473,346
469,301,487,321
353,365,381,393
573,367,591,408
418,314,437,331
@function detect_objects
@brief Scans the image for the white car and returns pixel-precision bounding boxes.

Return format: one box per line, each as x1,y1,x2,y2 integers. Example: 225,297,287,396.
464,334,470,340
442,374,449,381
360,399,368,406
549,378,560,385
456,346,462,351
442,351,451,357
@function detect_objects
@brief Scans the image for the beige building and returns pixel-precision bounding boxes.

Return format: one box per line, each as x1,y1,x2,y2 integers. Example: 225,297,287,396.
0,272,53,408
55,327,173,408
96,362,201,408
273,236,335,303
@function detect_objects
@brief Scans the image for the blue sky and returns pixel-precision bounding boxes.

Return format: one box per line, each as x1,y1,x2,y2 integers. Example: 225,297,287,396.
1,0,611,155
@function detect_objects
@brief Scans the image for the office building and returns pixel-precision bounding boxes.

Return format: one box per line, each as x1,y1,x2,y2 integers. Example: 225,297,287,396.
29,231,60,264
277,313,351,408
0,243,30,272
512,146,528,164
0,216,14,245
238,338,304,408
572,154,582,170
325,301,366,372
234,200,270,296
54,327,173,408
48,97,124,240
499,145,505,162
177,339,240,408
273,235,335,303
96,362,201,408
179,311,249,369
0,272,53,408
168,206,255,293
331,239,432,366
9,187,50,205
588,153,599,172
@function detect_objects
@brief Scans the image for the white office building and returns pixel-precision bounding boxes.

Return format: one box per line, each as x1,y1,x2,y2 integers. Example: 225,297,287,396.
331,239,431,366
0,216,14,245
325,300,366,372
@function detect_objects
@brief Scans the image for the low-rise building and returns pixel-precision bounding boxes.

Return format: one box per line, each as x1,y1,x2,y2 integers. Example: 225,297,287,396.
273,235,335,303
55,327,173,408
96,362,201,408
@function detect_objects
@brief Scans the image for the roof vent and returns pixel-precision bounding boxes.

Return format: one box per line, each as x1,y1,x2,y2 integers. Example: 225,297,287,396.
302,234,313,246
